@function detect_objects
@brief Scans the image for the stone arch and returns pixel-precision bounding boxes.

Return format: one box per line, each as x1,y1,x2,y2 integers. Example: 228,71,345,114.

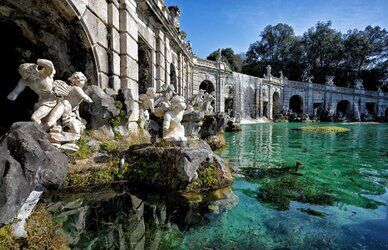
0,0,98,135
272,92,281,117
289,95,303,114
199,80,215,94
336,100,351,117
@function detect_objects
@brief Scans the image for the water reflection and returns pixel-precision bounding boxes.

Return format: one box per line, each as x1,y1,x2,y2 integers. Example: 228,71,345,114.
45,185,237,249
223,123,387,211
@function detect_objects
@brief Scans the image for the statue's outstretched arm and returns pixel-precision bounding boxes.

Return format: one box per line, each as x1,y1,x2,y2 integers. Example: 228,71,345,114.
7,79,27,101
75,87,93,103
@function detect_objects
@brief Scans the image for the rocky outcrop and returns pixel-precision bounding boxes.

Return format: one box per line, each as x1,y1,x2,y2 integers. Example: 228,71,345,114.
182,110,205,138
125,139,233,192
199,114,228,138
83,85,120,129
0,122,68,225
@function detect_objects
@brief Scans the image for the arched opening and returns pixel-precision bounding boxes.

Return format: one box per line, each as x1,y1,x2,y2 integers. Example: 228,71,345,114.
272,92,280,117
138,38,152,94
366,103,376,116
336,100,351,117
0,0,97,135
289,95,303,114
170,64,177,91
199,80,215,94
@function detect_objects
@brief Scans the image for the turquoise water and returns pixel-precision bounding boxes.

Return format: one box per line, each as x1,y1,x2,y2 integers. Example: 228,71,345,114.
50,123,388,249
182,123,388,249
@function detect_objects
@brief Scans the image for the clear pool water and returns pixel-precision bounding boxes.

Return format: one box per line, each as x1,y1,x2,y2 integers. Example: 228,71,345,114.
50,123,388,249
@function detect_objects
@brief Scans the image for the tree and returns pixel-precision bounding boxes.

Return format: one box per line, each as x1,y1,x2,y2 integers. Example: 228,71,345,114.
244,23,305,80
301,21,344,84
207,48,243,72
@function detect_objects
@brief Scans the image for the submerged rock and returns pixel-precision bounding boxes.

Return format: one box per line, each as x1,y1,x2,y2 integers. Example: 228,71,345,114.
0,122,68,225
126,139,233,192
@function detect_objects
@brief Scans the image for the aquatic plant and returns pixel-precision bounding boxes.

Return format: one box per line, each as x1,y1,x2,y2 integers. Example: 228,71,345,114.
295,126,350,132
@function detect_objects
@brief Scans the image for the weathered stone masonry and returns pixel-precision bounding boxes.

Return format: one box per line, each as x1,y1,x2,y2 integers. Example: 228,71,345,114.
1,0,387,131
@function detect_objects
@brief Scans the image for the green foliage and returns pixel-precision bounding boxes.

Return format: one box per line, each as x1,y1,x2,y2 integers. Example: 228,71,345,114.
244,22,388,89
75,136,93,159
0,225,15,250
0,205,67,250
207,48,244,72
110,101,126,128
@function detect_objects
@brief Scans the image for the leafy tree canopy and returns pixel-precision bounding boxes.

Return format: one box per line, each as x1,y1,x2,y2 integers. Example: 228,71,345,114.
243,22,388,90
207,48,243,72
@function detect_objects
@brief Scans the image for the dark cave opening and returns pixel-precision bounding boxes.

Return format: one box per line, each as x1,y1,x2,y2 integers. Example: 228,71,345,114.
0,0,98,136
0,21,40,135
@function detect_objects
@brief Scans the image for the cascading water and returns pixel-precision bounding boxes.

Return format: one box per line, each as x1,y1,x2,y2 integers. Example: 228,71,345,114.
354,102,361,121
232,72,258,120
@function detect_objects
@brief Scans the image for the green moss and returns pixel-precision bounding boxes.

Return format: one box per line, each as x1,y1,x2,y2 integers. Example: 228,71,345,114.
100,140,118,153
186,164,222,191
0,204,67,250
0,225,16,250
295,126,350,132
110,101,126,128
75,136,93,159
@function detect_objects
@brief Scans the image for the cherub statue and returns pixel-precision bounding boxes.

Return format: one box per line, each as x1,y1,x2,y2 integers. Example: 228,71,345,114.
138,87,157,130
163,95,187,141
7,59,57,124
190,89,206,109
46,72,93,134
202,92,215,115
154,83,176,118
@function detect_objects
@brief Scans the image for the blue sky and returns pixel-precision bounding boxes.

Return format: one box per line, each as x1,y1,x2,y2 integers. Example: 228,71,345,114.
165,0,388,58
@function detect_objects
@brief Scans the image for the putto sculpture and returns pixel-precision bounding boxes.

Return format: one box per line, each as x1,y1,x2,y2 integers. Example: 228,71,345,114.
7,59,92,151
163,95,187,141
7,59,57,124
138,87,157,130
325,76,335,87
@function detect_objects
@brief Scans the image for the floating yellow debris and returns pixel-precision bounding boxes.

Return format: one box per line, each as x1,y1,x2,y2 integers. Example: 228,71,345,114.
295,126,350,132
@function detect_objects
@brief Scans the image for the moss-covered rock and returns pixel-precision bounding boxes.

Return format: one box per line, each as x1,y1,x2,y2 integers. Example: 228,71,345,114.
205,133,227,150
0,204,67,250
125,139,233,192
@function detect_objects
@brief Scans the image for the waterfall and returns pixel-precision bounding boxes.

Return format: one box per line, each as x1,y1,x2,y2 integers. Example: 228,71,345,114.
232,72,257,120
354,102,361,121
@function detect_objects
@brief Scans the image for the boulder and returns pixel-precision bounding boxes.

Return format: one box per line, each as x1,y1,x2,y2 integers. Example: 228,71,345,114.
125,140,233,192
0,122,68,225
83,85,120,129
199,113,228,138
182,110,205,138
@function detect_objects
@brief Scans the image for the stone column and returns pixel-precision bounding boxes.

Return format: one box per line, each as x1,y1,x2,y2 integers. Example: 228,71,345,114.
155,30,166,92
119,0,139,130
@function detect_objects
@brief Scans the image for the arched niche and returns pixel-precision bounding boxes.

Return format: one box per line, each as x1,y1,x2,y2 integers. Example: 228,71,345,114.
0,0,97,135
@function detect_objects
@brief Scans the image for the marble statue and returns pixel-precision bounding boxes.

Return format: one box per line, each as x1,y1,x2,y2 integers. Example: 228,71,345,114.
8,59,92,152
154,83,176,117
7,59,57,124
325,76,335,87
163,95,187,141
307,76,314,83
354,79,364,90
202,92,215,115
190,89,206,108
265,65,272,78
46,72,92,134
138,87,156,130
